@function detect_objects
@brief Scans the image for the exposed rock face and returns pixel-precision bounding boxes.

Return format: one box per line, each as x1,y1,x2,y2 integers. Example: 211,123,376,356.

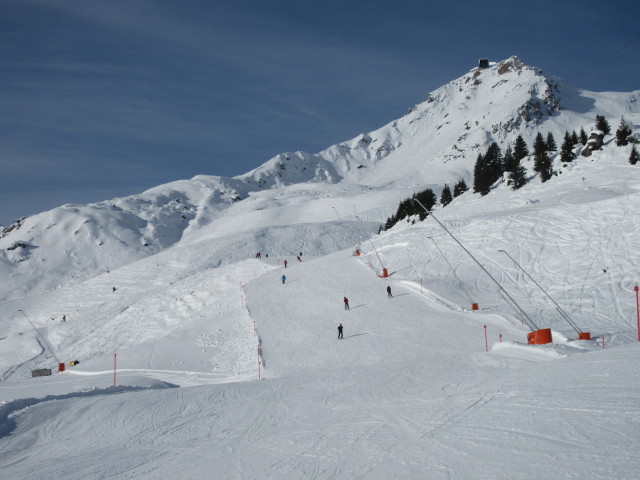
581,131,605,157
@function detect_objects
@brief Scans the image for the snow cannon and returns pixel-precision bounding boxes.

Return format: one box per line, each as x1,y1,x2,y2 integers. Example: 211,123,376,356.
527,328,553,345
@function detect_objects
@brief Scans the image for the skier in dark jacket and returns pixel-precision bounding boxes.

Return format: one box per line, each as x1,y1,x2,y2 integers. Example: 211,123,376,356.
387,285,392,298
338,323,343,339
284,259,288,268
343,297,349,310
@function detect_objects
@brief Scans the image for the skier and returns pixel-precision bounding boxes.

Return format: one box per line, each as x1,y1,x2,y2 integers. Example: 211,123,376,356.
256,252,261,259
296,256,301,262
61,315,67,322
343,297,349,310
387,285,393,298
284,259,288,268
112,287,117,293
338,323,344,339
281,274,286,284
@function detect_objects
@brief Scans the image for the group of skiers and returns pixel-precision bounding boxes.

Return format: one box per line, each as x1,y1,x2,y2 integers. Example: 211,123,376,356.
338,286,392,339
270,250,394,341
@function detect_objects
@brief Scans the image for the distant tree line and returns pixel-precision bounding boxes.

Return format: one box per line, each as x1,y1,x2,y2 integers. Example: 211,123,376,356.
381,114,636,232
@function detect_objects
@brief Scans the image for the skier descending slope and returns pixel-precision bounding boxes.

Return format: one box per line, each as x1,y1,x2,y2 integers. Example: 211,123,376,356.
344,297,349,310
282,274,286,284
338,323,344,339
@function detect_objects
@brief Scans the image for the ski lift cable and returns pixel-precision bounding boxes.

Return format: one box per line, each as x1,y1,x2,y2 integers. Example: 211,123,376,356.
413,198,539,331
497,250,582,335
427,236,474,304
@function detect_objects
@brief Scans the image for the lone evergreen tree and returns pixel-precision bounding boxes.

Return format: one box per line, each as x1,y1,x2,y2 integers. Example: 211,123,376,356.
560,132,574,163
630,145,639,165
509,160,528,190
533,132,547,157
440,184,453,207
534,152,553,182
453,179,468,197
513,135,529,162
502,145,516,173
595,115,611,135
545,132,557,152
473,153,485,195
615,117,633,146
579,127,588,144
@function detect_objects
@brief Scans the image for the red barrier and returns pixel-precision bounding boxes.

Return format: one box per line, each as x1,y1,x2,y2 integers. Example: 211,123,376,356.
527,328,553,345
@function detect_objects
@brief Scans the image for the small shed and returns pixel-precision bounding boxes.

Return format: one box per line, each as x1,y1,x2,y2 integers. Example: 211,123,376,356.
478,58,490,69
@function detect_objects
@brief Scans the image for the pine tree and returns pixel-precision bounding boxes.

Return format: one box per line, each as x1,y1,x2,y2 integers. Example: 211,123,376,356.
473,143,503,196
509,160,528,190
440,184,453,207
579,127,588,144
545,132,557,152
533,132,547,157
534,152,553,182
615,117,633,146
630,145,639,165
513,135,529,162
414,188,437,220
560,132,574,163
595,115,611,135
473,153,485,195
571,131,579,145
453,179,468,197
503,145,516,173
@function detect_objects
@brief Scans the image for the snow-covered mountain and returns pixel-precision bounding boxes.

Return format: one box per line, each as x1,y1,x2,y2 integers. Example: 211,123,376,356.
1,57,640,479
2,57,638,299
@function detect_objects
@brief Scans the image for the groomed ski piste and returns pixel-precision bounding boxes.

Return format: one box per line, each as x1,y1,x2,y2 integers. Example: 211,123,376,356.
1,56,640,478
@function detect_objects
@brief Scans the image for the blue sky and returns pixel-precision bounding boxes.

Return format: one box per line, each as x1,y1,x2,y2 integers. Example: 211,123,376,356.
1,0,638,225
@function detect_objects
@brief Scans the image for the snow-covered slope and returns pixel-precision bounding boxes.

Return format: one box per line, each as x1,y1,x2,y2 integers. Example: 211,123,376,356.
1,56,640,479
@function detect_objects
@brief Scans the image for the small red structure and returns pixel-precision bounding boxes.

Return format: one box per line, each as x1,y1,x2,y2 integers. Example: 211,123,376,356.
471,303,479,311
527,328,552,345
381,268,389,278
58,362,65,373
355,249,360,256
577,332,591,340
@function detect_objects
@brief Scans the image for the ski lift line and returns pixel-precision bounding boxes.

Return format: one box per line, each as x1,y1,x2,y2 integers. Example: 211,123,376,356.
497,249,582,335
426,236,474,304
566,38,640,81
19,309,62,365
412,199,539,331
369,238,385,273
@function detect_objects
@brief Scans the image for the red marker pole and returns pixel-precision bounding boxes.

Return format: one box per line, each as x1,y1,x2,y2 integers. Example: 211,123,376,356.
113,353,117,387
257,344,261,380
499,334,502,343
484,325,488,352
635,285,639,342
